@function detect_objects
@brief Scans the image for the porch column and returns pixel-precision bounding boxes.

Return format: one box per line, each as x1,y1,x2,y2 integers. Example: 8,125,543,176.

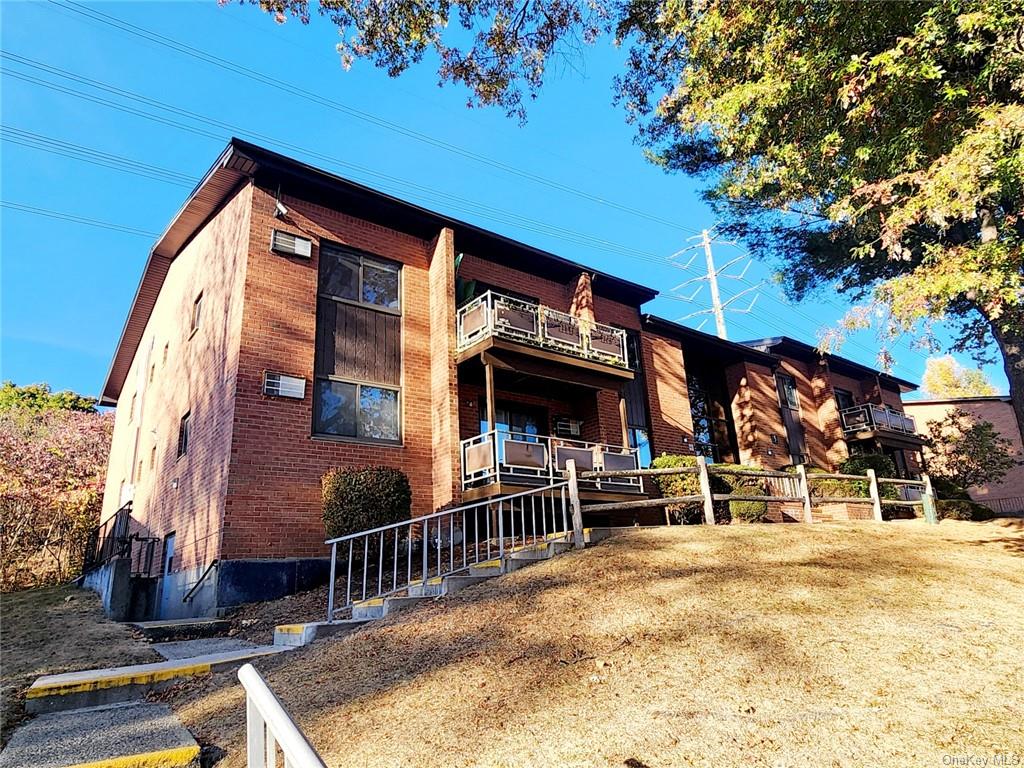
484,357,497,432
618,392,630,449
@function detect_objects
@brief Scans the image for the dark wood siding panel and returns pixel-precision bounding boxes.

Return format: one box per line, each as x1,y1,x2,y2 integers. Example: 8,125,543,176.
317,302,400,385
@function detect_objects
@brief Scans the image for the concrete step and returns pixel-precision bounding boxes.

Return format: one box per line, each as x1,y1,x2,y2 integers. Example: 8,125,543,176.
407,575,444,597
382,595,431,615
129,617,231,642
441,574,494,595
274,618,368,647
351,598,386,620
0,701,200,768
468,558,503,577
26,645,290,714
152,637,259,660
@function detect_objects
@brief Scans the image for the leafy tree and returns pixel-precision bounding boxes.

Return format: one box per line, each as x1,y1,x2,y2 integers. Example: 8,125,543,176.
0,381,97,413
921,356,999,398
247,0,1024,444
0,408,113,590
923,408,1019,491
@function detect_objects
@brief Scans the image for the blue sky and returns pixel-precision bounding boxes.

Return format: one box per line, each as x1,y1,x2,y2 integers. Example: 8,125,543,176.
0,1,1008,399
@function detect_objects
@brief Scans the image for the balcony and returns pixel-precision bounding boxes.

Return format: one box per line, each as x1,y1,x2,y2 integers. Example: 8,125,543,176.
840,404,918,436
461,429,642,493
456,291,629,370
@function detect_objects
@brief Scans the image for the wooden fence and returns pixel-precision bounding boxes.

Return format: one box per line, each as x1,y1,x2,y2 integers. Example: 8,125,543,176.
563,460,937,528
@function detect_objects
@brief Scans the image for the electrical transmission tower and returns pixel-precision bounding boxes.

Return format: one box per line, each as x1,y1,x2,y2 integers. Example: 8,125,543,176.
669,228,762,340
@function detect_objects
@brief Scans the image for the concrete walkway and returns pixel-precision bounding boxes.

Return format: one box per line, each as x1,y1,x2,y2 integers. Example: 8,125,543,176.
1,702,200,768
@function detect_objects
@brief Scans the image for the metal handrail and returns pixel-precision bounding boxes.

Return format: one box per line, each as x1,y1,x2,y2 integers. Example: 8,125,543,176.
455,290,629,367
182,559,219,603
325,481,571,620
238,663,326,768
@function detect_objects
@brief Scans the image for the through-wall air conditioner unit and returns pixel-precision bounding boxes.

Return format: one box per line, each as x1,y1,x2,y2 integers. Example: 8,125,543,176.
263,372,306,399
554,418,583,438
271,230,312,259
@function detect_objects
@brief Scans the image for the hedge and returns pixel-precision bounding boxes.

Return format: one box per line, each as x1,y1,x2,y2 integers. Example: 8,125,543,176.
935,499,996,522
649,454,768,524
322,466,412,539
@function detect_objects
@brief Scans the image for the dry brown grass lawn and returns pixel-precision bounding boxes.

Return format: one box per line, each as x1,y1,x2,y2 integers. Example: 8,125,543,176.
0,584,160,743
173,519,1024,767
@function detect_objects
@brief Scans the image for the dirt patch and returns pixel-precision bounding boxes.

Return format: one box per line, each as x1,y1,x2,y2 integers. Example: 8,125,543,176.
170,518,1024,766
223,584,332,645
0,584,160,743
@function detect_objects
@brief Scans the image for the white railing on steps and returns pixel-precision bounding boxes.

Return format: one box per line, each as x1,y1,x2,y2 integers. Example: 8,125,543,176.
324,481,571,621
239,663,326,768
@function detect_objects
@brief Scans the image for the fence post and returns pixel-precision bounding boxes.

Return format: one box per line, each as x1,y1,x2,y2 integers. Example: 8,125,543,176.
565,459,585,550
866,469,884,522
696,459,716,526
326,542,336,623
796,464,814,524
921,472,938,525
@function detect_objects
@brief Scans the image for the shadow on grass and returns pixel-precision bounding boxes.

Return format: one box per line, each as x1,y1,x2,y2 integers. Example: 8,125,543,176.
169,523,1024,765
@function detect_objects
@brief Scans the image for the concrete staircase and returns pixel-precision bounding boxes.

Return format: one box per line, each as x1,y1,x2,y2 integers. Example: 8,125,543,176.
3,624,295,768
2,527,614,767
277,528,611,647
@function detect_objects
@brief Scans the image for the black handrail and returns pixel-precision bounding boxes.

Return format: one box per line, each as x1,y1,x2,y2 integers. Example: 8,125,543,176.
183,559,219,603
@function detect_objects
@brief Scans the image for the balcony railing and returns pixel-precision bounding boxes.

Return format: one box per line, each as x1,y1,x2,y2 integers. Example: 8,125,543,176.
839,404,917,435
456,290,629,368
461,429,642,491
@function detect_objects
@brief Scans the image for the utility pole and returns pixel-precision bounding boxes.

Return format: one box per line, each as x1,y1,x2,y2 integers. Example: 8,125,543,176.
701,229,728,340
669,226,762,341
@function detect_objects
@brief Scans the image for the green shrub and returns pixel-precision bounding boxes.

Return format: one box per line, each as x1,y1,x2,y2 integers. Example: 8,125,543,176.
322,466,412,539
935,499,995,522
839,454,897,478
728,483,769,523
650,454,704,524
838,454,900,500
931,477,971,500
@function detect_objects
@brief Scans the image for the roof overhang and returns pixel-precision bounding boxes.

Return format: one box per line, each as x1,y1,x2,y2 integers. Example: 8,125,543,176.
100,139,658,405
641,315,778,368
740,336,919,393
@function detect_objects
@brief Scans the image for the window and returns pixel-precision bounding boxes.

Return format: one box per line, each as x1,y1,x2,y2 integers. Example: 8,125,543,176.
686,367,737,463
777,374,800,410
834,387,856,412
313,242,403,443
314,380,399,441
318,245,400,310
150,445,157,470
149,363,155,385
177,411,191,458
136,460,143,484
628,428,652,469
162,343,169,365
129,392,137,423
190,293,203,336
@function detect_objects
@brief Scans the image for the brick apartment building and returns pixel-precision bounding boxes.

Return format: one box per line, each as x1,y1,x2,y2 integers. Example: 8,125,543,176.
94,139,926,619
904,396,1024,516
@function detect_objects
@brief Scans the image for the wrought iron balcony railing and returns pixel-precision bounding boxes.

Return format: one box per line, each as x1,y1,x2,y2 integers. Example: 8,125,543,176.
456,290,629,368
839,404,917,435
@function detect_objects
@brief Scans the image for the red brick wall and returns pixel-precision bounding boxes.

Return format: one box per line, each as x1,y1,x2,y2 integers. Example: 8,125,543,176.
904,399,1024,503
221,187,447,561
639,331,693,457
457,253,571,310
428,228,461,509
100,184,253,574
726,360,788,468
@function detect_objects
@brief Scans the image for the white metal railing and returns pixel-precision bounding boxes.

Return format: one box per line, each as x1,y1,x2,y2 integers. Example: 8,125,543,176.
325,482,570,620
460,428,642,491
456,290,629,368
239,663,326,768
839,403,917,435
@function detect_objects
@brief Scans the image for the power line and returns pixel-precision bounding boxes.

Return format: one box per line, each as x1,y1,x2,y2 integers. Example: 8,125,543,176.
45,0,703,237
0,201,160,237
0,58,689,264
